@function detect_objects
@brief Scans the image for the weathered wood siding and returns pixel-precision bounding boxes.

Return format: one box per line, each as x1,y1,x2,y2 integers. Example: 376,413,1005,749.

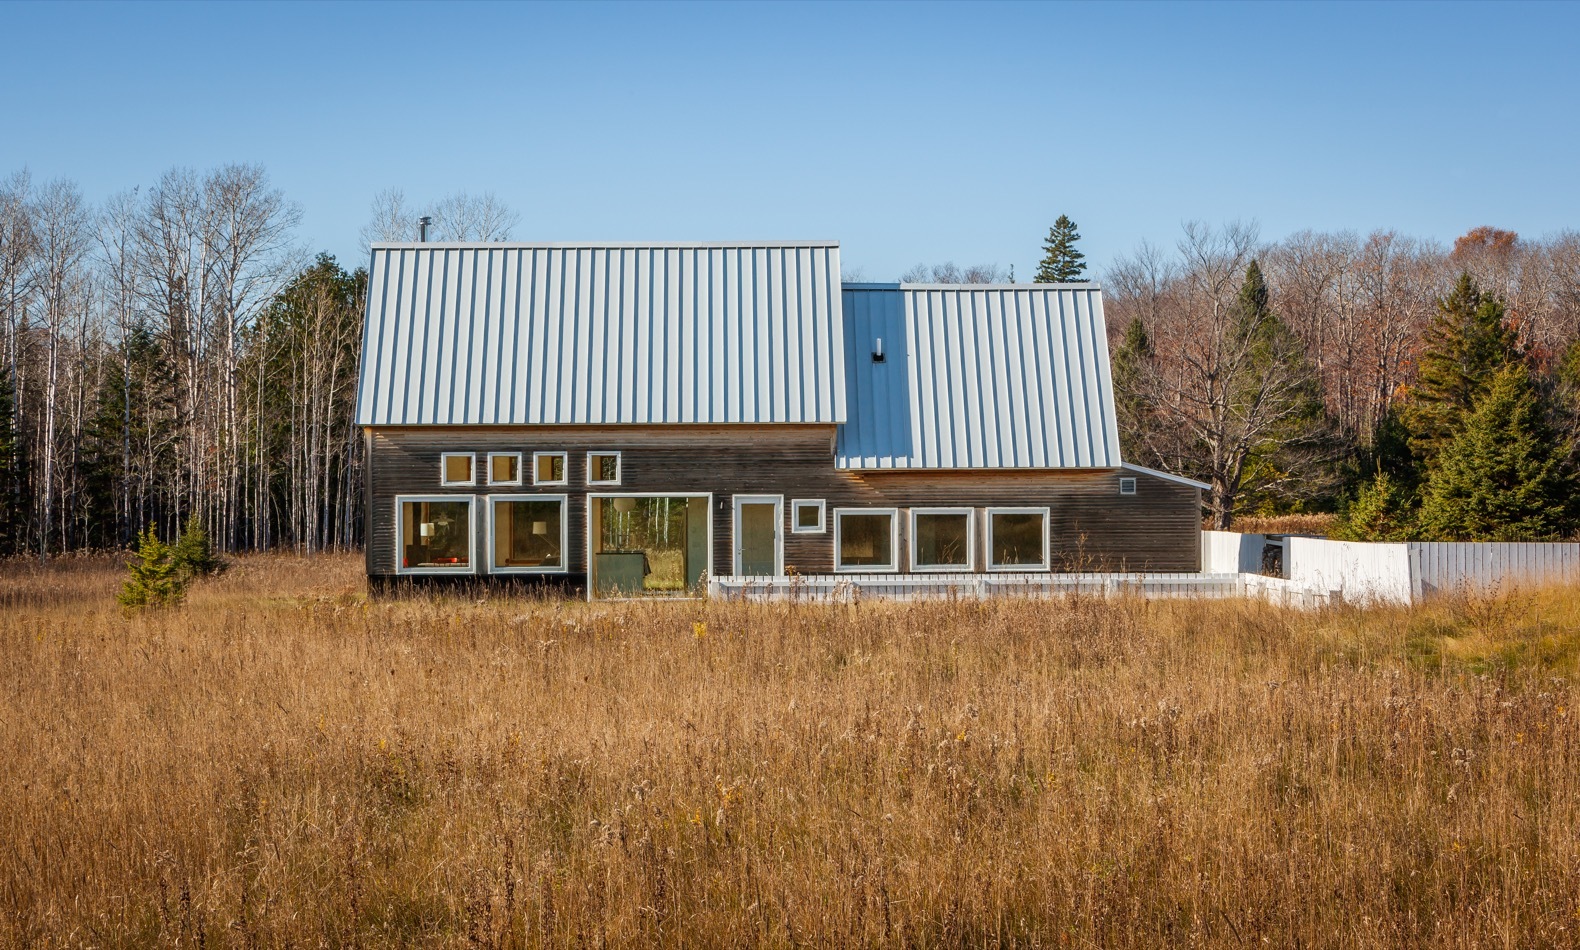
366,425,1200,578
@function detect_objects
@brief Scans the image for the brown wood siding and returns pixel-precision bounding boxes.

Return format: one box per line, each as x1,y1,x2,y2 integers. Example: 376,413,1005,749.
365,425,1201,578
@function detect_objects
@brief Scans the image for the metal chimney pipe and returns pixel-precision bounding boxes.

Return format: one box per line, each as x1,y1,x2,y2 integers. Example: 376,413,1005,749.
418,216,432,242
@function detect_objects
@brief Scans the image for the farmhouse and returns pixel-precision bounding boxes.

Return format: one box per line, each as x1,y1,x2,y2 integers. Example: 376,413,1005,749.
354,241,1206,597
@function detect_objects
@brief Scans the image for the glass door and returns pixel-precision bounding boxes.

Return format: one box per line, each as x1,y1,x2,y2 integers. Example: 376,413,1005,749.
733,495,782,577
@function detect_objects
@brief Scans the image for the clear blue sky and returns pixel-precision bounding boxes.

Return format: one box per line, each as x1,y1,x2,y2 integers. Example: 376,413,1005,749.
2,0,1576,280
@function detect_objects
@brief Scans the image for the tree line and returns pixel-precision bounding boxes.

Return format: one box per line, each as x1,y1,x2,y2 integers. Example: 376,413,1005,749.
1104,222,1580,539
4,171,1577,557
0,166,515,558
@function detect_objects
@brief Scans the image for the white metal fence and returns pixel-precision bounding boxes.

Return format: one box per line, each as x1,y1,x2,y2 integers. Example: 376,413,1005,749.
708,535,1580,608
1203,531,1580,605
709,571,1335,609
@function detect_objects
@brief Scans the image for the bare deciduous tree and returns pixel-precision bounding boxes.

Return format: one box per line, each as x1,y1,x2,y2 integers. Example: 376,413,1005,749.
899,262,1009,283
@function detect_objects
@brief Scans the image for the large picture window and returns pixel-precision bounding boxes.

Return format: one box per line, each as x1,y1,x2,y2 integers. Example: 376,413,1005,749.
834,508,898,572
911,508,973,571
397,496,475,573
489,495,567,573
986,508,1049,571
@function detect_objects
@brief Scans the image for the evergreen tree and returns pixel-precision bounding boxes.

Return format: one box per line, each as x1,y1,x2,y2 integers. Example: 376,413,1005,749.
79,326,180,548
1416,364,1573,541
1111,316,1155,458
1334,472,1415,542
0,372,26,556
117,527,185,609
171,518,224,579
1034,215,1086,283
1405,272,1522,464
1219,261,1332,520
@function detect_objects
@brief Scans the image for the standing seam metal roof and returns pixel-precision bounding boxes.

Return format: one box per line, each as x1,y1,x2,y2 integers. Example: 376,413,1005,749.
354,242,846,426
834,284,1121,469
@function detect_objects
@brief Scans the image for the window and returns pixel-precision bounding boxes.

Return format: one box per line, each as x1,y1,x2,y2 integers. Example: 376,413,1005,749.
487,452,522,486
397,496,475,573
791,499,825,534
911,508,973,571
587,451,621,485
440,453,475,486
1119,477,1137,496
489,495,567,573
533,451,567,486
834,509,898,572
986,508,1049,571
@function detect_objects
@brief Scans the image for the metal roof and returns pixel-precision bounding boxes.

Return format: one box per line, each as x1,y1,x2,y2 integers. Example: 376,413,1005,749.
355,242,846,426
834,284,1122,469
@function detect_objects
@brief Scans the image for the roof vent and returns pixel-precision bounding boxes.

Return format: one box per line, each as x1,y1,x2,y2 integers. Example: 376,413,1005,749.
418,216,432,242
872,337,885,363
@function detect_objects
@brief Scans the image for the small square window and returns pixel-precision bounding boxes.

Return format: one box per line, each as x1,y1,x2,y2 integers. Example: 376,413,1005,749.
1119,477,1137,496
488,453,522,486
587,452,621,485
533,452,568,486
440,453,475,486
791,499,825,534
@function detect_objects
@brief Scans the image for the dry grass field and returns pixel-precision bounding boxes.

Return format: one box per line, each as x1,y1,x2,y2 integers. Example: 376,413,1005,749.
2,555,1579,948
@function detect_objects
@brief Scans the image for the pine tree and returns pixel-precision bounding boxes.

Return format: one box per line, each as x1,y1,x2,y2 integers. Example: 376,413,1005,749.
1111,316,1155,458
1416,364,1573,541
1034,215,1086,283
1405,272,1522,464
118,527,186,609
172,518,224,579
1217,261,1331,521
1334,472,1415,542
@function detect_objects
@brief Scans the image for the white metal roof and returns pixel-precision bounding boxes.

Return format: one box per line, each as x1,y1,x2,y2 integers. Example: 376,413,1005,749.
1122,462,1209,490
355,242,846,426
834,284,1122,469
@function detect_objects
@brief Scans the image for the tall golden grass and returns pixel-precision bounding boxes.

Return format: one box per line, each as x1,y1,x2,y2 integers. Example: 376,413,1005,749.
1219,513,1340,537
2,554,1578,947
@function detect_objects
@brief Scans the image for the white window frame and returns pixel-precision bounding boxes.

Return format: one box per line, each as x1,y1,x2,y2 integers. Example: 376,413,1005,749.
1119,477,1138,496
909,507,975,572
486,493,569,574
440,452,476,487
984,506,1051,572
586,451,622,486
790,498,826,534
532,451,568,486
486,452,524,487
833,507,900,574
585,492,714,602
732,494,784,577
395,494,477,575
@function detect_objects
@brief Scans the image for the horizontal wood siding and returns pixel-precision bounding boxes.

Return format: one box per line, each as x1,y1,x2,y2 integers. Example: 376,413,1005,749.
366,425,1200,577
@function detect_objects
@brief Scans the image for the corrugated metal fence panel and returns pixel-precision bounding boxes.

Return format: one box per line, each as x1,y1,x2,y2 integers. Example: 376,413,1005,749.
834,284,1121,470
355,242,846,426
1410,542,1580,596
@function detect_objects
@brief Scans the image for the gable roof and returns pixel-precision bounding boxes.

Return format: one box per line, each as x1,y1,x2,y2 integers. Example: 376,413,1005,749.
354,242,845,426
834,283,1121,469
